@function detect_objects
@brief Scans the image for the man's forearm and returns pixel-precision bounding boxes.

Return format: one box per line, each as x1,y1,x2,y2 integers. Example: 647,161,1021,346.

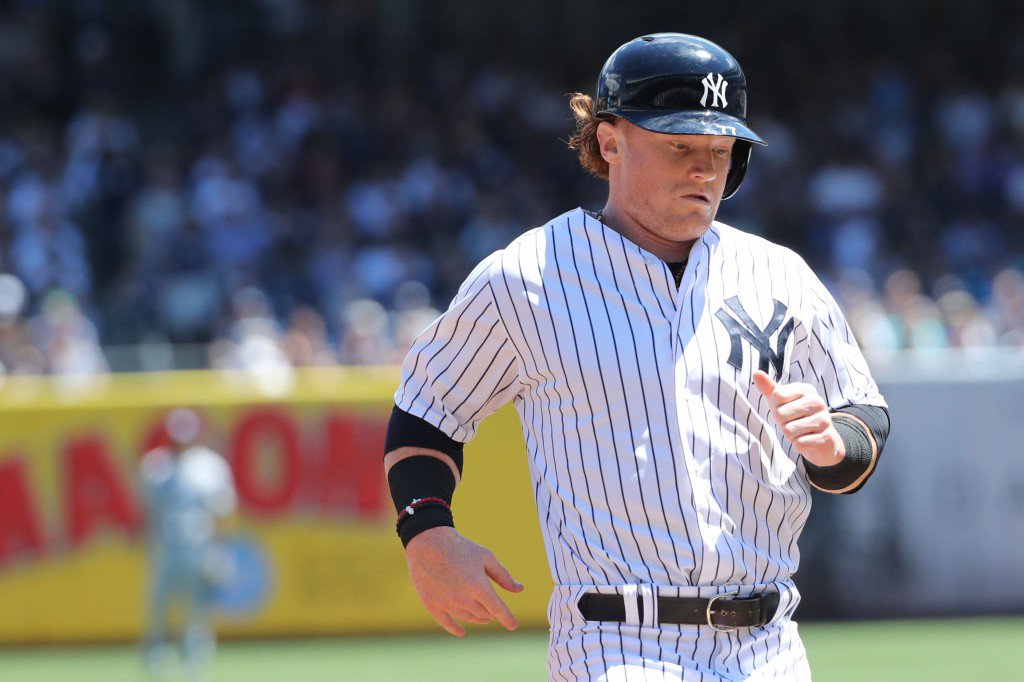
385,406,466,547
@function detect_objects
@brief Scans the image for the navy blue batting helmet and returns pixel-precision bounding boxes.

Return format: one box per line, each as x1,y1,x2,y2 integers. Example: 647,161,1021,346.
595,33,765,199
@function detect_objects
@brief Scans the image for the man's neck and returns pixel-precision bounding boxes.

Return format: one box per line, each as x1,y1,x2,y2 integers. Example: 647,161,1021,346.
596,204,700,263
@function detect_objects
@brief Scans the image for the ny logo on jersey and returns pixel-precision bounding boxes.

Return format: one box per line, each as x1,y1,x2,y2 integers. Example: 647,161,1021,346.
700,73,728,108
714,296,795,379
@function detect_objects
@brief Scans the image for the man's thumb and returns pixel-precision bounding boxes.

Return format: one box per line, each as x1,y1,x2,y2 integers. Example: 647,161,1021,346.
752,370,777,397
484,553,524,593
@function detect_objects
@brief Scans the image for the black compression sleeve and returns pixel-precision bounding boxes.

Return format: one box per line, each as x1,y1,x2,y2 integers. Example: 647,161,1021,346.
804,404,890,495
385,406,464,474
385,406,465,547
387,455,456,547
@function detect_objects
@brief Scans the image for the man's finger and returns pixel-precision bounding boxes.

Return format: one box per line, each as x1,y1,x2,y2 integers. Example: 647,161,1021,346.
433,610,466,637
484,552,524,593
782,414,830,440
752,370,776,397
768,382,809,406
475,588,518,631
776,396,825,422
450,606,490,624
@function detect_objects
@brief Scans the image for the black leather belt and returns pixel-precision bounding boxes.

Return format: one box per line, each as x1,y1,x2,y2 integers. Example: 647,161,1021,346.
577,591,779,631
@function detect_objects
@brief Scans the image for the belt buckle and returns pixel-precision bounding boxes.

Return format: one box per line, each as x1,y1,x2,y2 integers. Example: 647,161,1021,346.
705,590,741,632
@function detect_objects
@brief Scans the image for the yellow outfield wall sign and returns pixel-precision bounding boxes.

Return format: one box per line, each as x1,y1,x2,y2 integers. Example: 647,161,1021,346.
0,369,551,643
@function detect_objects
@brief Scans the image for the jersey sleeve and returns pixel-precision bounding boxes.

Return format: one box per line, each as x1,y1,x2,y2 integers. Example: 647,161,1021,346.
393,251,523,443
800,262,886,410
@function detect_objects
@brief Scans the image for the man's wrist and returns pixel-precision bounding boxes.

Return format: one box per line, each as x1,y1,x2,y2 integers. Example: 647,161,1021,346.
395,497,455,548
804,414,876,494
404,524,457,552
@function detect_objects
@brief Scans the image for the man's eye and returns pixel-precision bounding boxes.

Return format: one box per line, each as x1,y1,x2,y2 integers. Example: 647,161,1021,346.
714,149,730,156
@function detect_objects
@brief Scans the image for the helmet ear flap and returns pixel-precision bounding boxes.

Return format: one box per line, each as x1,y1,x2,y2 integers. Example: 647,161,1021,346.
722,140,751,200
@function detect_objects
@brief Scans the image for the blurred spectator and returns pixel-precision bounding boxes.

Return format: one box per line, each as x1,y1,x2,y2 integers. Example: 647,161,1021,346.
209,287,291,373
0,2,1021,372
339,298,394,365
280,305,337,367
988,268,1024,345
391,280,441,361
882,270,948,349
0,273,40,376
8,179,92,298
937,288,998,348
139,408,236,677
25,290,109,377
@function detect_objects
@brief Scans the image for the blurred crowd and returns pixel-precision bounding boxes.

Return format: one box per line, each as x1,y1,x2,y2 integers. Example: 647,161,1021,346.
0,1,1023,378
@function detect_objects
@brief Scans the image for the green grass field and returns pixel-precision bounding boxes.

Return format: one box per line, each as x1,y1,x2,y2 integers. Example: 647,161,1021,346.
1,617,1020,681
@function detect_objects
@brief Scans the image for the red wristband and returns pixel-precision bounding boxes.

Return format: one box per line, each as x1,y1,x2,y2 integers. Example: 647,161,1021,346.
395,497,451,534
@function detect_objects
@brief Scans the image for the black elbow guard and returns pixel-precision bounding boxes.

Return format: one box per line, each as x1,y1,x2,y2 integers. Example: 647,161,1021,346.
805,404,890,495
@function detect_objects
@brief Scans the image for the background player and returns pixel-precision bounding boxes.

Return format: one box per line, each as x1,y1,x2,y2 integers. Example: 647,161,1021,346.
140,408,237,678
385,33,890,679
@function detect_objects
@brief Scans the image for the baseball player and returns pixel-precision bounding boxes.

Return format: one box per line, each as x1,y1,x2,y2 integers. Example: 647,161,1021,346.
384,33,890,680
140,408,237,676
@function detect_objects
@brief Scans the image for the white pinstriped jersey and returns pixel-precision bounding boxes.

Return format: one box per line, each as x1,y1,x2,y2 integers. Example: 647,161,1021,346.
395,206,884,675
395,207,884,677
395,205,884,675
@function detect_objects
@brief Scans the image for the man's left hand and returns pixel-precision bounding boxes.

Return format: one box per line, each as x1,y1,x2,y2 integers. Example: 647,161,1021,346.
752,370,845,467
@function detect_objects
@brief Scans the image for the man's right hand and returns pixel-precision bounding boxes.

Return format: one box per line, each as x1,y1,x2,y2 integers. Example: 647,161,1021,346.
405,526,524,637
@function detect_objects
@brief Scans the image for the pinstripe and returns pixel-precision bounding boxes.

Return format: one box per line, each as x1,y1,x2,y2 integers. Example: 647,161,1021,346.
462,359,517,425
595,227,674,582
550,614,572,682
509,242,565,586
429,319,500,397
705,238,742,585
567,222,638,580
689,243,724,590
524,387,566,586
498,253,541,380
761,236,790,581
442,335,507,407
722,242,751,586
779,259,817,579
635,255,698,665
736,237,770,586
394,208,883,680
769,625,784,681
638,253,706,585
613,234,694,660
580,229,654,580
678,295,706,588
780,623,794,679
526,236,591,589
552,218,620,582
811,287,873,387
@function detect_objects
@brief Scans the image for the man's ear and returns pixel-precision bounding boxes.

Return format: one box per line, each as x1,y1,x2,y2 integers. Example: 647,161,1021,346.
596,121,622,165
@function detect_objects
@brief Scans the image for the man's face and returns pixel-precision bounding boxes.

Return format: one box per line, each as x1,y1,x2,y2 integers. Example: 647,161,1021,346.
600,122,735,243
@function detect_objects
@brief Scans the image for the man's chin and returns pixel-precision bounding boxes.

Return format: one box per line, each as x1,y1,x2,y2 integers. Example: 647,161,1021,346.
674,210,715,234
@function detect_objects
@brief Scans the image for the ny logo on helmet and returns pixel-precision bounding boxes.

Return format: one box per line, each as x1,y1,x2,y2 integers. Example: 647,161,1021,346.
700,73,728,108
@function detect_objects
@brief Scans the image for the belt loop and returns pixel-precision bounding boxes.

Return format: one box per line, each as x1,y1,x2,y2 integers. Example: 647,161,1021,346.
638,584,656,627
622,584,640,626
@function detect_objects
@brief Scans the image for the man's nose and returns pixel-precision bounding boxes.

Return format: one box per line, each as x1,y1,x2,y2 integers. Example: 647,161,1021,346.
689,149,718,182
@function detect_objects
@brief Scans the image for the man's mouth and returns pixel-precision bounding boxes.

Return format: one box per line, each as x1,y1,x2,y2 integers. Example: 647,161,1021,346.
681,192,710,204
